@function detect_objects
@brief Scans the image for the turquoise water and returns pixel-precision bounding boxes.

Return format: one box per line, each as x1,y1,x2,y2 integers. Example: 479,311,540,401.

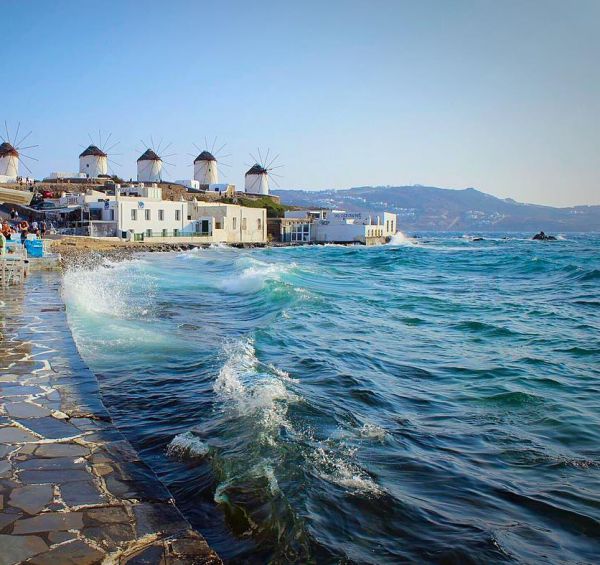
63,233,600,564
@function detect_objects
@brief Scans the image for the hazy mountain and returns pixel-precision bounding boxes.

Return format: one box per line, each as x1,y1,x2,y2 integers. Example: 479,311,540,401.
273,186,600,232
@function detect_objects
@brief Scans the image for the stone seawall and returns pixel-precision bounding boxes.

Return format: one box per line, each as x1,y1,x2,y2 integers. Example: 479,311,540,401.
0,272,221,564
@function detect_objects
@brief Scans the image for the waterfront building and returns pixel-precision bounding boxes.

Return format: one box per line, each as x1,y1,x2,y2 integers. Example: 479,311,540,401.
82,184,267,243
137,149,162,182
244,164,269,195
272,209,397,244
188,201,267,244
313,210,397,244
79,145,108,178
193,151,218,185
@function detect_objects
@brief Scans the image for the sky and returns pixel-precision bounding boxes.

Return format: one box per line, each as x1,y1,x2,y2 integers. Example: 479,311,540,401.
2,0,599,207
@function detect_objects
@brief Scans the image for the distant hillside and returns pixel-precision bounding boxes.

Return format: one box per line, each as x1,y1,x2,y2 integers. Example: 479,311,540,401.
272,186,600,232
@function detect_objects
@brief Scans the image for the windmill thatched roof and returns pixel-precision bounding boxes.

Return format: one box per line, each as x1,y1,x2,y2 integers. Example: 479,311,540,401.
0,142,18,158
79,145,107,158
137,149,161,162
245,164,267,176
194,151,216,163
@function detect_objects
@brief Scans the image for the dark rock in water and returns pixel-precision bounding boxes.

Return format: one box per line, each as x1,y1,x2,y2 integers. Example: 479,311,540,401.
533,231,557,241
472,237,484,242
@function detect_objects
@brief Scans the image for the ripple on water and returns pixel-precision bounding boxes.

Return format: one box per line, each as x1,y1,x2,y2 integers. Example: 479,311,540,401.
62,234,600,564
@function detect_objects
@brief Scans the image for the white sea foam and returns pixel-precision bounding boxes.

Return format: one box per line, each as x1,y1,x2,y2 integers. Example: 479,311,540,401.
359,422,387,442
387,231,417,246
167,431,210,459
213,337,298,439
310,444,383,496
219,258,294,294
62,258,156,320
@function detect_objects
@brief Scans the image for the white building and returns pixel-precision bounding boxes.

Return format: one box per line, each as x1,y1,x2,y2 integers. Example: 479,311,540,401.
175,179,200,190
280,209,397,245
83,184,267,243
188,201,266,244
313,210,397,244
244,164,269,195
0,142,19,180
79,145,108,177
45,172,88,180
137,149,162,182
193,151,218,185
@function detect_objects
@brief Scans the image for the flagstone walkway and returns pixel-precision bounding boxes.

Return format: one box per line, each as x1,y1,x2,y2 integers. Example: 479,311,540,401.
0,272,220,564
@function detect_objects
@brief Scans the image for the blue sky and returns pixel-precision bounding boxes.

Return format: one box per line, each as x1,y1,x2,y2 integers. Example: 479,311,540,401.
3,0,598,206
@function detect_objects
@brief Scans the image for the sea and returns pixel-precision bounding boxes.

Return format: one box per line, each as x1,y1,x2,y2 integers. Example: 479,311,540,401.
62,233,600,564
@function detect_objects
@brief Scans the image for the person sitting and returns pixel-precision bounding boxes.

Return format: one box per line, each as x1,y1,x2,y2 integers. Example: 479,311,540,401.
1,221,12,240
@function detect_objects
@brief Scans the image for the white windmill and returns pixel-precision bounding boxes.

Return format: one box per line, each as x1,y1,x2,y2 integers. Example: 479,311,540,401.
0,122,38,181
190,137,230,186
244,148,282,195
136,138,175,182
79,130,121,178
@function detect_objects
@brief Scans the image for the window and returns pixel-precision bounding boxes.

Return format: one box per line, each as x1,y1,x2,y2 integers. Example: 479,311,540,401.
145,209,151,221
386,220,389,232
233,217,237,230
162,229,167,237
131,209,137,221
257,218,262,230
146,229,152,237
158,210,164,221
174,229,179,236
215,221,222,229
175,209,181,221
242,218,247,231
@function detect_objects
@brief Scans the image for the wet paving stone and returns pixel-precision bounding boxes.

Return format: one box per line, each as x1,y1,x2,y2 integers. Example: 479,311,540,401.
34,442,89,458
12,511,84,534
27,538,105,565
19,468,90,484
4,401,52,418
0,509,22,530
84,505,130,525
0,533,49,565
60,480,106,507
84,522,136,551
8,484,53,514
0,384,44,398
0,426,39,443
16,457,86,471
15,416,82,439
0,461,11,478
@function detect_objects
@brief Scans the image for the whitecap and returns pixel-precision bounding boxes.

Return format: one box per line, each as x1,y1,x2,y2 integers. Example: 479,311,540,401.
167,431,210,459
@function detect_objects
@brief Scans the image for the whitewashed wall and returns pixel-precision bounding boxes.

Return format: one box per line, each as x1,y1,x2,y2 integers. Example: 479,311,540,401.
79,155,108,177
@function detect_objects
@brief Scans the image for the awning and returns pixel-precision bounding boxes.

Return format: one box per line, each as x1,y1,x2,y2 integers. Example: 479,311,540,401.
0,186,33,206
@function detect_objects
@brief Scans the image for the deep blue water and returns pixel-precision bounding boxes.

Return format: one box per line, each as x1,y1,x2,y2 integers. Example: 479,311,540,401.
63,233,600,564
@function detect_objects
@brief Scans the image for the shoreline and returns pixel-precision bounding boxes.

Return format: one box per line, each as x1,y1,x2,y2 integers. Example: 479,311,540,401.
0,271,222,563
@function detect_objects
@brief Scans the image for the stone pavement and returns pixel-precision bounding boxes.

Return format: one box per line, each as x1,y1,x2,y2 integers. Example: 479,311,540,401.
0,273,221,564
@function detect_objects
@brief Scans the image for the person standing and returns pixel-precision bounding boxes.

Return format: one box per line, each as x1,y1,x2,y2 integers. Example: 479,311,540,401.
10,208,16,220
40,220,47,238
19,220,29,245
